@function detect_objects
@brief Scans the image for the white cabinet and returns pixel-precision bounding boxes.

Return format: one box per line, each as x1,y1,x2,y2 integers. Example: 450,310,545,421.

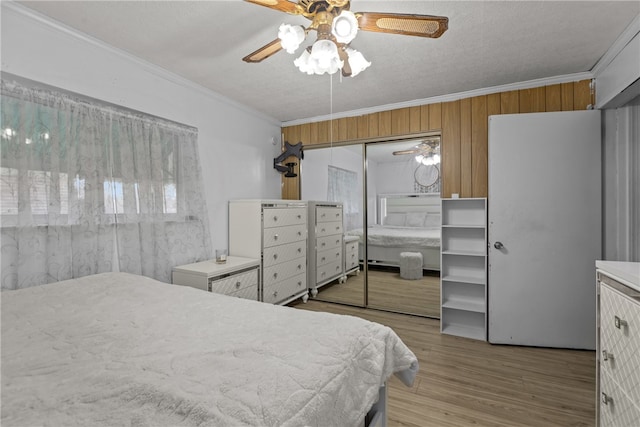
229,200,309,305
440,198,487,341
596,261,640,427
172,256,260,300
344,235,360,277
307,201,344,297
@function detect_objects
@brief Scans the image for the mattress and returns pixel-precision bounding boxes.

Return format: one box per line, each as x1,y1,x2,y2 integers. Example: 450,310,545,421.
349,225,441,248
1,272,418,427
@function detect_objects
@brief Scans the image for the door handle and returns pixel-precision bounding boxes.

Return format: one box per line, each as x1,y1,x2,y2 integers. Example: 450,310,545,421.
494,241,504,249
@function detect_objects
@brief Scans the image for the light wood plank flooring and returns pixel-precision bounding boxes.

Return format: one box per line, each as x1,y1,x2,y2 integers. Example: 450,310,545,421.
290,300,596,427
314,267,441,317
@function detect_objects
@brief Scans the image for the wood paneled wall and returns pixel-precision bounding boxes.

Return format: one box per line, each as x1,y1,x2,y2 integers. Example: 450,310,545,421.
281,79,593,199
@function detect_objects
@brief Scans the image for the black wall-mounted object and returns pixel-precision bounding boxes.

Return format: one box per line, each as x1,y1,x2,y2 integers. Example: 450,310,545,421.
274,141,303,178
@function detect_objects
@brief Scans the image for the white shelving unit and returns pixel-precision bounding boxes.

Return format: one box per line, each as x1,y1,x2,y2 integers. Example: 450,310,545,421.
440,198,487,341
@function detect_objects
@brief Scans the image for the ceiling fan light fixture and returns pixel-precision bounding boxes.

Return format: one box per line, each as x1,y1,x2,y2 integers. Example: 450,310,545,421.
278,24,306,53
331,10,358,43
345,47,371,77
308,39,343,74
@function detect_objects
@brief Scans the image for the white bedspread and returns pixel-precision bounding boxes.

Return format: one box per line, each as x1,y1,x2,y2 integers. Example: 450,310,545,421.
349,225,440,248
1,272,418,427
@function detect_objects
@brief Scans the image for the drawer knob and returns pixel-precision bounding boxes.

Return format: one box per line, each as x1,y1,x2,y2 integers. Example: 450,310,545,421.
273,254,278,260
321,257,326,262
321,242,326,247
273,216,278,222
298,247,302,253
297,281,302,287
297,214,301,219
336,266,340,271
601,392,613,405
602,350,614,361
321,272,326,277
336,226,340,230
298,231,302,236
297,264,302,270
273,272,278,279
336,240,340,244
235,282,241,289
274,234,279,240
273,291,278,297
321,228,326,233
614,315,628,329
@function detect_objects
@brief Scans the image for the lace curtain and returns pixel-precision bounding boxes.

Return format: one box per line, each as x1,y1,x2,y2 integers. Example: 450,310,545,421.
327,165,361,232
0,79,212,290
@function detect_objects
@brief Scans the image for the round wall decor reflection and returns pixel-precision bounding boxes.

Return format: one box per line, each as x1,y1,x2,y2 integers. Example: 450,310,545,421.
414,164,440,189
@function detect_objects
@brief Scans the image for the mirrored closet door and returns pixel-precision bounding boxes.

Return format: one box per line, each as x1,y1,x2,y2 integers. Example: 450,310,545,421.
301,137,441,318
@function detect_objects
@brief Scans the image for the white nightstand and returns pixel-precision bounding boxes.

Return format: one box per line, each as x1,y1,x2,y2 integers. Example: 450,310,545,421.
172,256,260,301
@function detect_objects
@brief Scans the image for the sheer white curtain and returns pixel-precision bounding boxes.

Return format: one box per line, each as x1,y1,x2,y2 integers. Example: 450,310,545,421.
327,165,361,232
0,78,212,289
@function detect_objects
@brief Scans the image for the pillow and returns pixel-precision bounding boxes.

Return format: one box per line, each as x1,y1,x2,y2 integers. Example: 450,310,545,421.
406,212,427,227
424,214,441,227
384,213,406,226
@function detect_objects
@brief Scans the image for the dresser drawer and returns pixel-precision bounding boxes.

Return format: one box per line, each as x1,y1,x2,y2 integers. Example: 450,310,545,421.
600,283,640,404
209,269,258,299
228,283,258,300
317,259,342,283
263,273,307,304
317,247,342,267
346,250,359,270
263,240,306,268
599,369,640,427
317,207,343,223
263,224,306,248
316,221,343,238
263,207,306,228
263,257,306,287
317,234,342,251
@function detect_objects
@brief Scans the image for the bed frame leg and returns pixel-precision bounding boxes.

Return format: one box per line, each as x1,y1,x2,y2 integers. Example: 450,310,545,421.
365,383,387,427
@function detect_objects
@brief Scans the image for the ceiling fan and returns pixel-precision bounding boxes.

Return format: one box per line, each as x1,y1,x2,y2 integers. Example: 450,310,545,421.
242,0,448,77
393,137,441,165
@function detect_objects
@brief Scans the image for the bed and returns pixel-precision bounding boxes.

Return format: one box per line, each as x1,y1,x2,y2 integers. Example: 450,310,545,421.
349,193,441,271
1,272,418,427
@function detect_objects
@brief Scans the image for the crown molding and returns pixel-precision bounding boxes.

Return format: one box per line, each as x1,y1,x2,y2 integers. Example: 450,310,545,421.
2,1,282,127
281,72,594,127
592,14,640,77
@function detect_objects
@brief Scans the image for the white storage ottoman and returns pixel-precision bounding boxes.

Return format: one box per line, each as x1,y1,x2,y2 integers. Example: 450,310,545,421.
399,252,423,280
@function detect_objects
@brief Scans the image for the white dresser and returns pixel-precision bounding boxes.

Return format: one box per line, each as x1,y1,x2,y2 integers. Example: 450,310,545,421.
229,200,309,305
344,234,360,277
596,261,640,427
172,256,260,300
307,201,344,297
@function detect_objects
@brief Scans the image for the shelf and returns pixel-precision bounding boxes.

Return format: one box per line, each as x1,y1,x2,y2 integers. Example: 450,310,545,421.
442,224,485,229
441,324,486,341
442,297,485,313
441,274,486,285
442,250,486,257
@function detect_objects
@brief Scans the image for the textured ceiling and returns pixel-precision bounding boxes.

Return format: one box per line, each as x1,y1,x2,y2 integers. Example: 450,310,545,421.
15,1,640,123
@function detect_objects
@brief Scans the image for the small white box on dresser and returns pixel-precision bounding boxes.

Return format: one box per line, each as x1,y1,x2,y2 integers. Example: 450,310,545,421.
596,260,640,427
172,256,260,300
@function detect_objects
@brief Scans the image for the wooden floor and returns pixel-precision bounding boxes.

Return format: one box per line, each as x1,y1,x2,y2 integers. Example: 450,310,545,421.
290,300,596,427
314,267,441,318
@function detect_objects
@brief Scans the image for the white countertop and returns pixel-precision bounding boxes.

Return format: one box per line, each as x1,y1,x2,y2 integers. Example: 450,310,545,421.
596,260,640,291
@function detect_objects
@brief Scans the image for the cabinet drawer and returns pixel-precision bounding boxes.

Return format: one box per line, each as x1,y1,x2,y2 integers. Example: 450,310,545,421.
317,259,342,283
317,247,342,267
346,241,358,254
263,241,306,268
316,221,343,238
263,257,306,287
263,224,306,248
346,250,359,270
209,269,258,298
317,234,342,251
263,273,307,304
229,283,258,301
263,207,306,228
317,207,343,223
599,369,640,427
600,284,640,404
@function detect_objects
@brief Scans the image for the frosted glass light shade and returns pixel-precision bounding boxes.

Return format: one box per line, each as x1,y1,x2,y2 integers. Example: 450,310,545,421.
331,11,358,44
345,47,371,77
278,24,305,54
308,40,342,75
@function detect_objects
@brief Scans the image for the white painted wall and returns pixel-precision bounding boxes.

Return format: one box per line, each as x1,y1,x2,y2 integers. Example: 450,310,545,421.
1,4,282,252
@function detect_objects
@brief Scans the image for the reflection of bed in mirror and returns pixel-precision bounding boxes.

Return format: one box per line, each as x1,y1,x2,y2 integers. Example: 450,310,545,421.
347,193,441,271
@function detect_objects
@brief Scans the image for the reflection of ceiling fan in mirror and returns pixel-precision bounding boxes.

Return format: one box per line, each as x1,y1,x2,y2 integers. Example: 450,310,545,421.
393,137,441,166
243,0,449,77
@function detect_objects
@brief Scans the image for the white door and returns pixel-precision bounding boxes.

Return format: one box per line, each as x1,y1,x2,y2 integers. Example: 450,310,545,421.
488,111,601,349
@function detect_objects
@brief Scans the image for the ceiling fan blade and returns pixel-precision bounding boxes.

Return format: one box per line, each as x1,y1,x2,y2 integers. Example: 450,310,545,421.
243,38,284,63
392,149,420,156
244,0,302,14
356,12,448,38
